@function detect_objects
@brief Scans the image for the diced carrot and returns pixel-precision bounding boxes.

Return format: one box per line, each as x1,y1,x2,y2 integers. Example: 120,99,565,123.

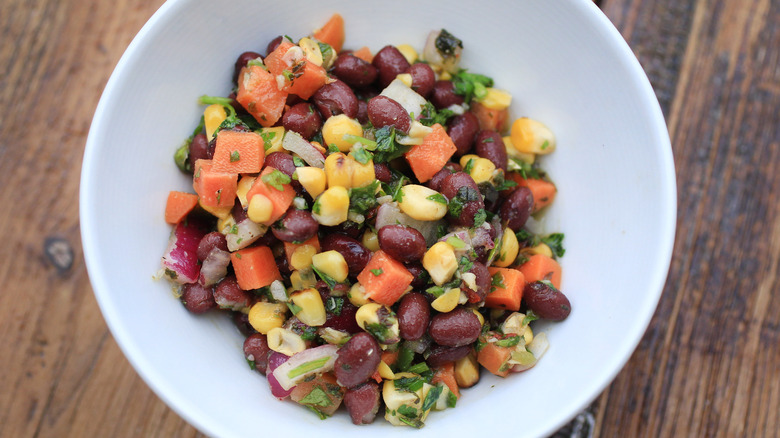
381,350,399,368
507,173,557,212
164,191,199,224
517,254,562,289
246,167,296,226
230,245,282,290
356,250,413,306
485,267,525,311
404,123,457,183
264,40,328,100
313,13,345,53
283,235,321,265
192,159,238,208
289,372,344,416
351,46,373,63
236,64,288,127
211,130,265,174
432,363,460,398
477,343,513,377
470,101,509,132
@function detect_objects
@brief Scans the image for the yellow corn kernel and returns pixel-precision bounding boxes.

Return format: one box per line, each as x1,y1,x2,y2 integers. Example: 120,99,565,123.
322,114,363,152
521,243,553,258
217,214,236,235
324,152,354,188
266,327,307,356
471,309,485,326
204,104,227,140
312,186,350,226
398,185,448,221
454,353,480,388
199,198,232,220
510,117,556,155
439,71,452,81
298,37,323,66
431,288,461,313
290,269,317,291
290,244,318,271
259,126,285,154
290,288,327,326
395,73,413,88
493,228,519,267
295,166,327,198
247,193,273,223
378,360,396,380
355,302,383,330
524,325,534,345
459,154,480,169
423,242,458,285
350,158,376,188
236,175,257,208
468,157,496,184
247,302,288,334
348,283,370,307
502,136,536,164
383,379,423,426
396,44,418,64
478,88,512,110
311,250,349,283
310,141,326,154
362,229,380,252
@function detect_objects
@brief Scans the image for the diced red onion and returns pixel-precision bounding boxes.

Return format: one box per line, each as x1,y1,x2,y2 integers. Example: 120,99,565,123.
198,248,230,286
267,352,293,399
272,344,338,391
282,131,325,168
161,220,207,284
225,219,267,252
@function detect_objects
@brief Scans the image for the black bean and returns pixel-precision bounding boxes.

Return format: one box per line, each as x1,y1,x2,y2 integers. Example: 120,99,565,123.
180,283,216,314
397,293,430,341
372,45,410,87
335,332,382,388
213,275,252,310
524,281,571,321
264,152,296,178
271,209,319,242
499,186,534,231
282,102,322,140
426,344,472,368
447,112,480,156
197,232,228,261
344,382,381,425
331,53,378,88
311,79,359,119
266,36,283,56
428,308,481,347
234,51,262,83
373,162,392,183
430,80,464,109
475,130,508,171
367,95,411,134
243,333,271,374
188,133,211,170
406,63,435,98
377,225,426,264
320,233,371,276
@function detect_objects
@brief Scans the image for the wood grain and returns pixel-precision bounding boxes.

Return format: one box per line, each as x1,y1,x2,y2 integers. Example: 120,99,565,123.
0,0,777,436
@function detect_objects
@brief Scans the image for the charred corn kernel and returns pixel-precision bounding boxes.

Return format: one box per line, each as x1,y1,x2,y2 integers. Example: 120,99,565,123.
348,283,370,306
324,152,354,188
259,126,285,154
362,229,380,252
521,242,554,258
471,309,485,326
431,288,461,313
266,327,307,356
290,288,327,326
454,353,480,388
298,37,323,66
290,244,318,271
295,166,326,198
204,104,227,139
395,72,413,87
310,141,326,154
524,325,534,344
355,303,400,344
312,186,349,226
396,44,418,64
459,154,480,169
319,327,351,345
423,241,458,285
311,250,349,283
355,302,383,330
322,114,363,152
510,117,556,155
468,157,496,184
478,88,512,110
378,360,395,379
503,136,536,164
494,228,519,267
247,194,273,223
199,199,232,220
398,185,448,221
248,302,288,334
236,176,257,208
290,269,317,291
217,215,236,234
350,158,376,188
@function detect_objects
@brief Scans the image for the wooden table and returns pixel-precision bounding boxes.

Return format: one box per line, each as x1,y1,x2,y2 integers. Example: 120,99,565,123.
1,0,777,436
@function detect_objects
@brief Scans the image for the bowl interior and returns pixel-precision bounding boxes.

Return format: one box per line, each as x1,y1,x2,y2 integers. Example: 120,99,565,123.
80,0,675,436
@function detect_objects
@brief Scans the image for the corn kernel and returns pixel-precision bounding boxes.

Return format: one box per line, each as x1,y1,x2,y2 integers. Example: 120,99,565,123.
295,166,326,198
468,157,496,184
298,37,323,66
312,186,350,226
362,229,380,252
217,215,236,235
350,158,376,188
478,88,512,110
204,104,227,140
324,152,354,188
503,136,536,164
510,117,556,155
290,269,317,291
355,302,383,330
398,185,448,221
290,244,318,271
322,114,363,152
267,327,307,356
247,302,288,334
395,73,413,88
348,283,370,307
236,176,257,208
454,353,480,388
439,71,452,81
290,288,327,326
199,198,232,220
378,360,395,380
396,44,418,64
459,154,480,169
521,243,553,258
356,303,399,344
259,126,286,154
493,228,519,267
524,325,534,345
472,309,485,326
247,193,273,223
431,288,461,313
423,241,458,285
311,250,349,283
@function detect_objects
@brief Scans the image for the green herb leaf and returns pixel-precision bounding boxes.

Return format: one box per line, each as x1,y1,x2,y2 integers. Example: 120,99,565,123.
407,362,430,375
299,387,333,408
327,143,341,154
473,209,487,228
452,70,494,104
229,150,240,162
522,310,540,325
447,186,480,217
394,377,424,393
311,265,337,289
398,404,418,419
261,169,292,191
372,126,410,163
325,296,344,316
446,390,458,408
446,235,466,249
396,346,415,372
421,384,443,412
463,158,475,174
260,130,277,151
288,357,331,379
508,158,542,180
490,272,506,293
426,193,448,205
418,101,455,127
348,180,380,216
494,335,521,348
370,268,383,276
287,302,302,315
292,156,306,167
306,406,330,420
246,358,256,370
435,29,463,58
351,145,374,164
541,233,566,258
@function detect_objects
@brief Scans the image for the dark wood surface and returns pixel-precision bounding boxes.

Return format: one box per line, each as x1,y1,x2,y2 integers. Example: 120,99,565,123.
1,0,777,436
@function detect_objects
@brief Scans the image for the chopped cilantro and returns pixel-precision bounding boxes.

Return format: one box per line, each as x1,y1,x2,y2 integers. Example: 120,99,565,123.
372,126,410,163
286,302,302,315
260,130,277,151
435,29,463,58
494,335,521,348
325,296,344,316
261,169,292,191
407,362,430,374
491,272,506,293
348,180,380,216
463,158,475,174
307,406,329,420
394,376,424,393
447,186,480,216
426,193,448,204
312,265,337,289
370,268,383,276
473,209,488,227
541,233,566,258
508,158,542,180
446,390,458,408
327,143,341,153
351,145,374,164
299,387,333,408
397,404,418,419
452,70,494,103
421,384,443,412
396,347,415,371
522,310,540,325
246,358,256,370
292,156,305,167
418,101,455,127
229,150,240,162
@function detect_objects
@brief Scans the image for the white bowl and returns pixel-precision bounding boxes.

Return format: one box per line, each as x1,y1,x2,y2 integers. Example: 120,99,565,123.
80,0,676,436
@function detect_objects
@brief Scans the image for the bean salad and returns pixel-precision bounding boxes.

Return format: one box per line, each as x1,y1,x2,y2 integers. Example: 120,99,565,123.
160,13,572,427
